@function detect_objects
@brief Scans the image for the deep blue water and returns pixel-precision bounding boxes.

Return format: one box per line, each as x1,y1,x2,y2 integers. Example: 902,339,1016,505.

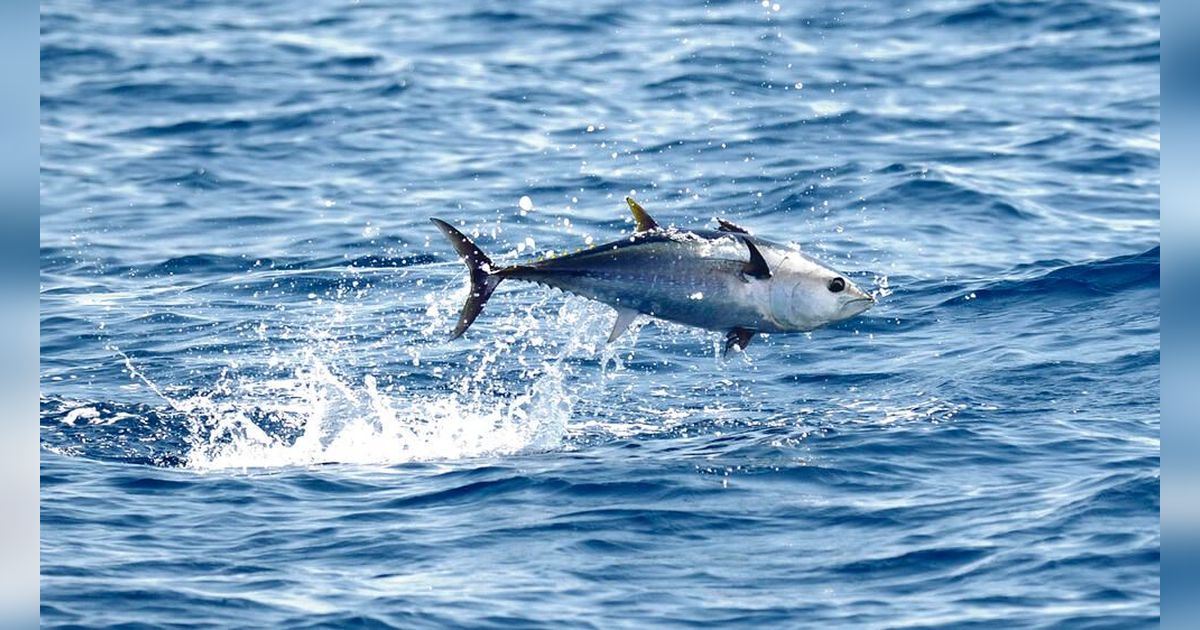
40,0,1159,627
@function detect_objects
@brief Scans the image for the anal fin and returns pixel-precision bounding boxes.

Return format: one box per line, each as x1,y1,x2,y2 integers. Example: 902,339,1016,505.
608,307,640,343
724,327,756,355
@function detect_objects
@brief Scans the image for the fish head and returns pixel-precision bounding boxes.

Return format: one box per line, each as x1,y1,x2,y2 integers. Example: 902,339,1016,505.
768,255,874,330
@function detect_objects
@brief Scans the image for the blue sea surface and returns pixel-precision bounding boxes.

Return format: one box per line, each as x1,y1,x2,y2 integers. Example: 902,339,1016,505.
40,0,1159,627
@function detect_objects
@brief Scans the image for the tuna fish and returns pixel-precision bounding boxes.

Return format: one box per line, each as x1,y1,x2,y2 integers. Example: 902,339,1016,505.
431,198,875,353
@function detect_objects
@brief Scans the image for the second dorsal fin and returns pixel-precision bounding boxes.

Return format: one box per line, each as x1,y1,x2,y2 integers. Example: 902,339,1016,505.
625,197,659,232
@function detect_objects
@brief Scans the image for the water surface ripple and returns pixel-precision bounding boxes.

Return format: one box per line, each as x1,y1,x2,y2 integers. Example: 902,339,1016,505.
41,0,1159,627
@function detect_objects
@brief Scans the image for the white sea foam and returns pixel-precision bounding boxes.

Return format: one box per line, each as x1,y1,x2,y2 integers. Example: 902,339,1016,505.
180,353,574,471
110,285,630,471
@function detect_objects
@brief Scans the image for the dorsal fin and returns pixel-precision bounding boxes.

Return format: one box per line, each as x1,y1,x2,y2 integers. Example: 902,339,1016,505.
716,218,751,234
625,197,659,232
739,236,772,280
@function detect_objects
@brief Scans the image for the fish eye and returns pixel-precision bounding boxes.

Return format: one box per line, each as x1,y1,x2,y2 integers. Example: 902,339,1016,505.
827,277,846,293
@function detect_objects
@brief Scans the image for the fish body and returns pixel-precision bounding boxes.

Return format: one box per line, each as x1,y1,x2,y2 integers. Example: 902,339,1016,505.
505,230,819,333
431,198,874,353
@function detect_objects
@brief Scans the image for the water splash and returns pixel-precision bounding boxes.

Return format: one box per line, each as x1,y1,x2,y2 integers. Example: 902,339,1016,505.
110,346,574,471
195,355,572,471
101,279,642,471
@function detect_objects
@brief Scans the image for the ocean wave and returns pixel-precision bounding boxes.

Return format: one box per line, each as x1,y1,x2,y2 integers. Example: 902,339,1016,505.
40,0,1159,625
956,246,1158,305
867,177,1034,220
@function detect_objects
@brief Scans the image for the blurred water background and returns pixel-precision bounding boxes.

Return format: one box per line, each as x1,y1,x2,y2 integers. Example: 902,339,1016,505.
41,0,1159,626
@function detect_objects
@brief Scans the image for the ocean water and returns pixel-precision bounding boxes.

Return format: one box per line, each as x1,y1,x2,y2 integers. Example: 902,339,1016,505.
40,0,1160,627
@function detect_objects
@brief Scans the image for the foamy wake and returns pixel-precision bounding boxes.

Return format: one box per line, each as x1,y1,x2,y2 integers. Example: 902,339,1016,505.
113,287,634,471
174,355,571,471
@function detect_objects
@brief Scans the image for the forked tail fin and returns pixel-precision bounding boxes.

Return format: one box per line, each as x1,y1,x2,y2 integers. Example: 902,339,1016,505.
430,218,503,339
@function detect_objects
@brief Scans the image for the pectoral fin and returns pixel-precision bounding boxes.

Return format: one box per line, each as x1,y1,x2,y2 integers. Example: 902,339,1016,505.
625,197,660,232
724,327,756,355
739,236,772,280
608,307,640,343
716,218,751,234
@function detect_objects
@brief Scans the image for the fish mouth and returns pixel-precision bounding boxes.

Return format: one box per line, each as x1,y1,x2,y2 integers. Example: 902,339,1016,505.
840,295,875,317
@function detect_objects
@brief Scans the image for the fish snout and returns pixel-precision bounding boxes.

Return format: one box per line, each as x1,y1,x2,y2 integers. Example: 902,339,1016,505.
850,281,875,303
840,283,876,317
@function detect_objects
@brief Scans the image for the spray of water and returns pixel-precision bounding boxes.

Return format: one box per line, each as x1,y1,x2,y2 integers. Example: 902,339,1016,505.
180,352,575,471
107,272,636,471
